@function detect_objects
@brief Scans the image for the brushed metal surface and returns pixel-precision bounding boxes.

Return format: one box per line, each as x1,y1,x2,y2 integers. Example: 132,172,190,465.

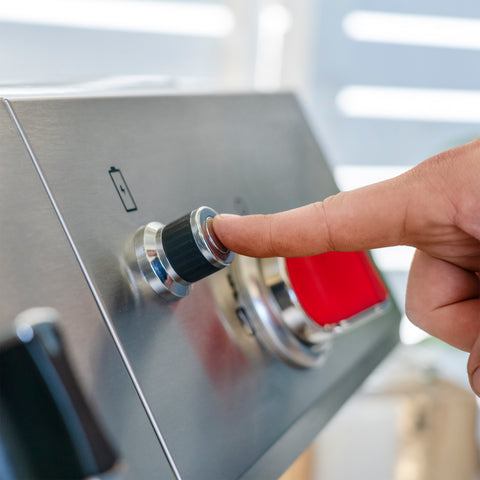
7,93,401,479
0,100,175,479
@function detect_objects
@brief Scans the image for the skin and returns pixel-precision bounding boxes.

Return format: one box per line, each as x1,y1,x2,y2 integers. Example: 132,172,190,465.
213,138,480,396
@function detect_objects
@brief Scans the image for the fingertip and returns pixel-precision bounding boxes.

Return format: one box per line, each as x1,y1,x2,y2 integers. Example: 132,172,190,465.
212,213,241,251
213,213,274,257
213,213,240,231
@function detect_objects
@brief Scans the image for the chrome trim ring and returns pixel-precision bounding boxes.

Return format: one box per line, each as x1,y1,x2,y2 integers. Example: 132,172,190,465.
231,256,329,368
134,222,190,301
190,206,234,268
225,255,391,368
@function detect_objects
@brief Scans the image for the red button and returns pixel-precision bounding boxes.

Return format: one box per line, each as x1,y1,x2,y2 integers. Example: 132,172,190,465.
285,251,388,327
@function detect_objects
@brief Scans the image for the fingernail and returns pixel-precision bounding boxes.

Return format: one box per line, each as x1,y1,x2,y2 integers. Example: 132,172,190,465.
472,367,480,396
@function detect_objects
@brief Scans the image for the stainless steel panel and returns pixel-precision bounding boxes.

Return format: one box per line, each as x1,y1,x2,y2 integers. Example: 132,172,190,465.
8,93,401,479
0,100,175,479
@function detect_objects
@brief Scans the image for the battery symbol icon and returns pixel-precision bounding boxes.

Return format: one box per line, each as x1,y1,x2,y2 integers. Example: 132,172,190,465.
109,166,137,212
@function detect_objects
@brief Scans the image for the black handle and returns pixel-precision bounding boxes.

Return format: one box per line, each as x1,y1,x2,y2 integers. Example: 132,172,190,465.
0,308,118,480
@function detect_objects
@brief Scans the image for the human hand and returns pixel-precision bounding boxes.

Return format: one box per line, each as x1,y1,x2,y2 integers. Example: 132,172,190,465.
213,139,480,395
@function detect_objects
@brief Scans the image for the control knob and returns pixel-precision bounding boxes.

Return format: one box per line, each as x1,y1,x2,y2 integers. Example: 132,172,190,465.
134,206,234,301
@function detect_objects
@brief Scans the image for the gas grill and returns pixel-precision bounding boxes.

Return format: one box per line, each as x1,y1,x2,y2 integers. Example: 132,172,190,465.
0,92,400,479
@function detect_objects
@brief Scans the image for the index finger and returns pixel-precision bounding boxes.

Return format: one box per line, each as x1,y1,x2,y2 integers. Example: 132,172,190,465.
213,173,414,258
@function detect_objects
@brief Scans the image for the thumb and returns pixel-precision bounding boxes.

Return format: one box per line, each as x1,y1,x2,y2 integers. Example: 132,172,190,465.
213,172,415,258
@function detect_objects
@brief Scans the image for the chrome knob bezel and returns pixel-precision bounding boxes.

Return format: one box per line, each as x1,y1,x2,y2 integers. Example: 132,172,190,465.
134,221,190,301
218,255,391,368
191,207,234,268
228,256,329,368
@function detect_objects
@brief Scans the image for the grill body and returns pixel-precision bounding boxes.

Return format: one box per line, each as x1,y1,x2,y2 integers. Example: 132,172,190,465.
0,93,400,480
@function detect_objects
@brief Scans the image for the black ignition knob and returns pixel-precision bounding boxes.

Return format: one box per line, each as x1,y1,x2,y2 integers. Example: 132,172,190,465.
134,206,234,301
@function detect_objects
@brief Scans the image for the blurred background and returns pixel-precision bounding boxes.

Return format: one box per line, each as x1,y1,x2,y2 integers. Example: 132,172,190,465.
1,0,479,478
